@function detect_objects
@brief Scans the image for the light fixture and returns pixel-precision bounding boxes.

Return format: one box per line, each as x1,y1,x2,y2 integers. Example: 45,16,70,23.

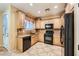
37,10,41,14
54,5,58,8
29,3,33,6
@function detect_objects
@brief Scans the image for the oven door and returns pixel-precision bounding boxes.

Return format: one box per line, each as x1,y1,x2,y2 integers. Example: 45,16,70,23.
44,34,53,45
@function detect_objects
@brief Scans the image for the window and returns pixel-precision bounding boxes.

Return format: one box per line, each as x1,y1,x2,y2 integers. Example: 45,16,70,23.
24,19,35,30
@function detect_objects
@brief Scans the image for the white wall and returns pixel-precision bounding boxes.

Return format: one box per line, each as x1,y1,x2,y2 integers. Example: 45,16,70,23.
0,12,3,47
0,5,17,51
74,3,79,56
9,6,17,51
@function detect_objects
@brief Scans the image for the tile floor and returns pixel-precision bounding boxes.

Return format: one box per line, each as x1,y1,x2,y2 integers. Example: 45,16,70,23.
0,42,64,56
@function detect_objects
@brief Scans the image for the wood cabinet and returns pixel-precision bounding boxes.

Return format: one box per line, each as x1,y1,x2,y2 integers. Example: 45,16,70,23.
17,37,23,52
31,35,38,45
53,36,61,46
17,11,25,29
35,19,41,29
37,30,45,42
17,36,31,52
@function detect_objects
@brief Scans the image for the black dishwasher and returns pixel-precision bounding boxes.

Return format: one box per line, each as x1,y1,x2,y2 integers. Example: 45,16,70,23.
23,36,31,52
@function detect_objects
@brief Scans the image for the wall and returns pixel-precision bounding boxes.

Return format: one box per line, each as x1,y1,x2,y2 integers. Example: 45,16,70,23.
0,5,17,51
74,4,79,56
9,6,17,51
36,18,64,46
40,18,62,29
8,6,36,51
0,12,3,47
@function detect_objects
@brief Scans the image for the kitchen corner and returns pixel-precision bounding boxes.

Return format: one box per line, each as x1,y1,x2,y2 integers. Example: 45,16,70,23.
16,28,38,52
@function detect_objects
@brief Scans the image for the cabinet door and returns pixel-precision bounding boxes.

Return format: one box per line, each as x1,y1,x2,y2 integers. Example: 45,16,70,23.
31,35,38,45
17,12,25,28
17,38,23,52
23,36,31,52
35,20,41,29
38,30,45,42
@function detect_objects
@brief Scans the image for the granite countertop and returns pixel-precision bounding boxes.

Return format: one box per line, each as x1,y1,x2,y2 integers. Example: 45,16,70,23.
17,33,37,38
17,35,31,38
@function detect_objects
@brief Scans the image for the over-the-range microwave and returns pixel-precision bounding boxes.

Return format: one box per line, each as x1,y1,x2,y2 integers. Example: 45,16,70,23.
45,24,53,29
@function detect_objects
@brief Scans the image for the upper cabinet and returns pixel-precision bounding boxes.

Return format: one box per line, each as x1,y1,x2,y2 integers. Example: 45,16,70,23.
35,19,41,29
16,11,35,32
17,11,25,29
35,18,62,29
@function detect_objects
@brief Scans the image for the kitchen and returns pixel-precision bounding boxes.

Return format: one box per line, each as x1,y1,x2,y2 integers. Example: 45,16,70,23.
0,3,74,56
14,4,65,52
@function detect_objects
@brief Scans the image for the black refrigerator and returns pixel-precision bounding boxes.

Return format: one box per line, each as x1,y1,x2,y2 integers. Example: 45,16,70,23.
64,12,74,56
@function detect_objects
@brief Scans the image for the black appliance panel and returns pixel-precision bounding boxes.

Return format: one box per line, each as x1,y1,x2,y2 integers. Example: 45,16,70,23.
45,24,53,29
23,36,31,52
64,12,74,56
44,34,53,44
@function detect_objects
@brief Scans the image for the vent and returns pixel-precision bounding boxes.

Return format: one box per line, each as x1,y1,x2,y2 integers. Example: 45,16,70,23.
45,8,50,12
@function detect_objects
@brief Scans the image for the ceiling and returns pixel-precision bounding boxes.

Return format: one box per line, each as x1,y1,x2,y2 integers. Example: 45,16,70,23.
12,3,66,17
0,3,9,12
0,3,73,18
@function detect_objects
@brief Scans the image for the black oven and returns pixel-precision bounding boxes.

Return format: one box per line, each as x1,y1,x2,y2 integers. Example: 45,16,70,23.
44,24,54,45
44,32,53,45
45,24,53,29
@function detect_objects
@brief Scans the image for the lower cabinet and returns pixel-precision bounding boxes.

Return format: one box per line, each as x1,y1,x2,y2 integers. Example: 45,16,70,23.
31,35,38,45
17,36,31,52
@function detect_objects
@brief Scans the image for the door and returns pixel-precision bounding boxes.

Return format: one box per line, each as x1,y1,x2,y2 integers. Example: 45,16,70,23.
3,12,9,49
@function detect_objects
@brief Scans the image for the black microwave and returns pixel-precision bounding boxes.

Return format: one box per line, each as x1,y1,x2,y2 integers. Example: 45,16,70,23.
45,24,53,29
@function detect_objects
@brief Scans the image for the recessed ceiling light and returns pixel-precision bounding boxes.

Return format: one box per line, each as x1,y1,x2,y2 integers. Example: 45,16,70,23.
38,10,41,14
29,3,33,6
54,5,58,8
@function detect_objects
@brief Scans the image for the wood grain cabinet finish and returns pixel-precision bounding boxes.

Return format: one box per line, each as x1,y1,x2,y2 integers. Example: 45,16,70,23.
17,37,23,52
17,11,25,29
35,20,41,29
31,35,38,45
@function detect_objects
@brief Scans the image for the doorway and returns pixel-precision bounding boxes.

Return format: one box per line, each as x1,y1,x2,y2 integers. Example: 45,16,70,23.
2,11,9,49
